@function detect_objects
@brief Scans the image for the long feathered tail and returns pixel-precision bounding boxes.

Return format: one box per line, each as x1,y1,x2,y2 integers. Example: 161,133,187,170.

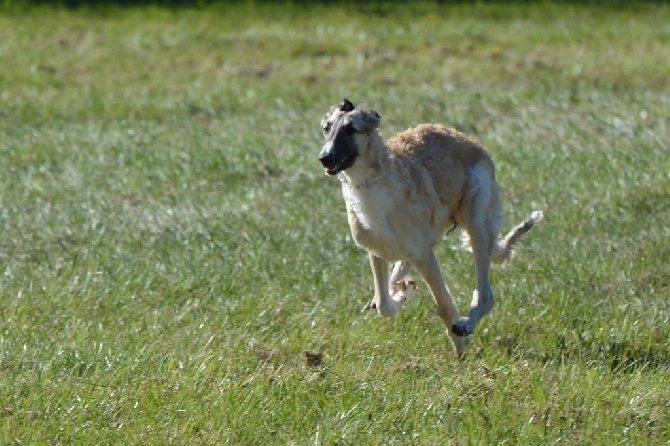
490,211,544,265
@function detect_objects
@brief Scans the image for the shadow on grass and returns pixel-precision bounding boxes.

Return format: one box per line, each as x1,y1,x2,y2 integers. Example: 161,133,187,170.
600,341,669,372
3,0,663,10
494,332,670,373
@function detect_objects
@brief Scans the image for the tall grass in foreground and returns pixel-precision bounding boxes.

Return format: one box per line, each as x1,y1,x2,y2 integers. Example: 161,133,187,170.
0,2,668,444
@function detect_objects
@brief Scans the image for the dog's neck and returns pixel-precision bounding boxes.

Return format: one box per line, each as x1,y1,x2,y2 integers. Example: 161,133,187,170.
339,171,384,190
338,132,391,190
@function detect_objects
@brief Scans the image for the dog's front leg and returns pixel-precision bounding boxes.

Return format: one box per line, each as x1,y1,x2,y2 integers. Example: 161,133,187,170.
414,250,468,356
364,258,415,313
369,253,404,317
389,261,412,284
389,261,416,305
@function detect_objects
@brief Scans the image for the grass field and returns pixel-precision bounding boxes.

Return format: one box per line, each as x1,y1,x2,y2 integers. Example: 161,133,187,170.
0,1,669,444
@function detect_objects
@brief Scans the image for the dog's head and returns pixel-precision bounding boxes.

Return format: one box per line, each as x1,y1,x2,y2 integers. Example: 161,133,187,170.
319,99,381,176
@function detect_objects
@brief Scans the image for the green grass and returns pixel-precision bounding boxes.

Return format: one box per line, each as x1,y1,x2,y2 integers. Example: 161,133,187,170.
0,1,669,444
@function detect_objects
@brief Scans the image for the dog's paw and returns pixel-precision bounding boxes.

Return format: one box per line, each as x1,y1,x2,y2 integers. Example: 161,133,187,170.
391,277,417,304
447,329,470,357
361,298,378,312
451,318,475,337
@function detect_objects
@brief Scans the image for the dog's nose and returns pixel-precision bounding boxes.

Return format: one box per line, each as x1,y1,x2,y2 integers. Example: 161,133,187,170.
319,142,335,167
319,152,336,167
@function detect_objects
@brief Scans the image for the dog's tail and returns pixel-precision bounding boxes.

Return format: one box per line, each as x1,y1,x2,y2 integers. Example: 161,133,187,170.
490,210,544,265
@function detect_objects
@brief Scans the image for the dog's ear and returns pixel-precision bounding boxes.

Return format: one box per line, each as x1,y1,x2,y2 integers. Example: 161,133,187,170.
369,110,381,126
351,108,381,132
339,98,355,112
362,109,381,130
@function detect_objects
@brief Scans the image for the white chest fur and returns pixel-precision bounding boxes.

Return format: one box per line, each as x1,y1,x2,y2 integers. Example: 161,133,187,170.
342,182,393,232
340,178,432,262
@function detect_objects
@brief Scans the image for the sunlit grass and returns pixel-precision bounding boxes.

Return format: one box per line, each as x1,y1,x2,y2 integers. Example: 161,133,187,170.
0,1,668,444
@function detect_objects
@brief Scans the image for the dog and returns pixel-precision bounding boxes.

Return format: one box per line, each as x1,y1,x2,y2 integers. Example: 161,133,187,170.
319,99,543,356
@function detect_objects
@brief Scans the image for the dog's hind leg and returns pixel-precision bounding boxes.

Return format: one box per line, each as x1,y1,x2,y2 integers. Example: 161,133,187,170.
452,232,494,337
414,250,467,356
452,166,498,337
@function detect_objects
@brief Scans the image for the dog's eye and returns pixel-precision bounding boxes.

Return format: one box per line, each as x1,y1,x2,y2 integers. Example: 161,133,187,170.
323,123,331,134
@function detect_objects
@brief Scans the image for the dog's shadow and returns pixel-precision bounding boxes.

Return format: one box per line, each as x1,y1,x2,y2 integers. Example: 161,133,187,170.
493,332,670,373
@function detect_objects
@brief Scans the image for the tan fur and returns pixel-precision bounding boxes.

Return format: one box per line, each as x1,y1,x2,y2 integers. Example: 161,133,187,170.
320,101,542,357
387,124,494,224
